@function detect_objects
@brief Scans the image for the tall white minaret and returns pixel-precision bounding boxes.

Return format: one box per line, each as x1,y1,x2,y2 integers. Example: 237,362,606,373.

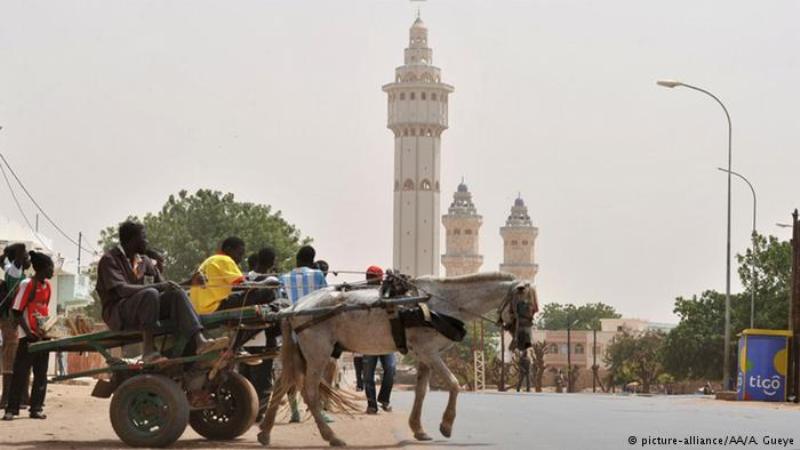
383,16,454,277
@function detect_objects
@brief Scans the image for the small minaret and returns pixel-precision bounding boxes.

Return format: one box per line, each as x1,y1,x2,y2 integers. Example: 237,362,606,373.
441,180,483,276
384,15,454,277
499,195,539,281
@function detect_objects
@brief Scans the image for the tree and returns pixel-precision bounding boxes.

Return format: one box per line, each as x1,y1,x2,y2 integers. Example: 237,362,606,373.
531,341,549,392
535,302,621,330
662,233,790,381
604,328,666,393
661,290,728,380
97,189,309,280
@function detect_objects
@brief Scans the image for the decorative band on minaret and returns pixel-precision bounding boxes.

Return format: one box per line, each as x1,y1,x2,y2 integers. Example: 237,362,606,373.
500,195,539,281
384,16,454,277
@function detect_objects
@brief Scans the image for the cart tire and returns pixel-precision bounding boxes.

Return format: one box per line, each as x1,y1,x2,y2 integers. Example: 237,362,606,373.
189,372,259,440
109,374,189,448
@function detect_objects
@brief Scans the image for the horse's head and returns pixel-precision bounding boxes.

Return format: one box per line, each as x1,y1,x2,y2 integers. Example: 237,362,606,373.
498,281,539,350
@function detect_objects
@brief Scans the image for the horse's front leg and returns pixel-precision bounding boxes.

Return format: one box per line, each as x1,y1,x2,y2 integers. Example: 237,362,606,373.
409,361,432,441
429,355,460,438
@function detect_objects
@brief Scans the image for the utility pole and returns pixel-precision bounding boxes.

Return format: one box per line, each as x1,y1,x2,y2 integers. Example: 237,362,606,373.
789,210,800,402
499,329,506,391
592,328,597,393
567,320,572,393
77,232,82,275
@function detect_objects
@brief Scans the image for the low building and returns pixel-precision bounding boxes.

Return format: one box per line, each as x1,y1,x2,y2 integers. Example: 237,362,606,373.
531,318,676,390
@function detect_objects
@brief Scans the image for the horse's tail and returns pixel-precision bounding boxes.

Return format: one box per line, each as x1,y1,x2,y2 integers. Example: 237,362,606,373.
276,319,360,416
279,319,305,394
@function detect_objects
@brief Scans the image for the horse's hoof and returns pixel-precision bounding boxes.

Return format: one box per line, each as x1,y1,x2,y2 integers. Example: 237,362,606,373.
329,437,347,447
414,432,433,441
439,423,452,438
257,432,270,446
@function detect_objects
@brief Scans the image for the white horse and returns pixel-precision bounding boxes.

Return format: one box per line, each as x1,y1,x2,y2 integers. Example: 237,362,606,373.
257,272,535,447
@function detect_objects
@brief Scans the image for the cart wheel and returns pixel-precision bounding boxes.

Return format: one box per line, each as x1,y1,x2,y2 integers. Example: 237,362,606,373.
189,372,259,440
110,374,189,448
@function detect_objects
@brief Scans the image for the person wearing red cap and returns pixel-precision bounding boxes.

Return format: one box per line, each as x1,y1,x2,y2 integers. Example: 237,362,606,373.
361,266,395,414
365,265,383,285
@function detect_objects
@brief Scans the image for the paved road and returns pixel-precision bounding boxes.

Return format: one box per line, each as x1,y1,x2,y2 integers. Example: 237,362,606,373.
390,391,800,450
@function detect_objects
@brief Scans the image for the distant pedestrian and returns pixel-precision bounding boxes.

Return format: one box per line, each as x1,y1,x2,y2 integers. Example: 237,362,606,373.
362,266,394,414
516,351,531,392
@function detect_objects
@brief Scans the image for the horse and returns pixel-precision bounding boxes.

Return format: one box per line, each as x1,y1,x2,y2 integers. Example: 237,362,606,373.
257,272,536,447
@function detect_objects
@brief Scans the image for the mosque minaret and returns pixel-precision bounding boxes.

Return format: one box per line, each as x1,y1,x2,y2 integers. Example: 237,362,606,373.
499,195,539,281
441,181,483,276
384,16,453,277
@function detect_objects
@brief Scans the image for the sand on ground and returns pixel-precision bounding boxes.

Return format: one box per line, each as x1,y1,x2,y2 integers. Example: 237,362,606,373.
0,383,449,450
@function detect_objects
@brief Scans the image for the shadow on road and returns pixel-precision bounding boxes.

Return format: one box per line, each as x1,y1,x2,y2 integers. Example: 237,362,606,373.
1,438,491,450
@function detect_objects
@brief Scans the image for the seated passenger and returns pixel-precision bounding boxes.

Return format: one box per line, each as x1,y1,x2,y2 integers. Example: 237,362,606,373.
279,245,327,304
190,237,275,313
96,221,227,363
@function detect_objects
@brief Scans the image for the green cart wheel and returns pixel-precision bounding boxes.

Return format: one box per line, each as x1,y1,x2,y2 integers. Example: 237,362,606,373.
189,372,259,440
110,374,189,447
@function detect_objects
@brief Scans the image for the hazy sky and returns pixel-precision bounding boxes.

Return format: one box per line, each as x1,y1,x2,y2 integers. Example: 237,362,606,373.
1,1,799,323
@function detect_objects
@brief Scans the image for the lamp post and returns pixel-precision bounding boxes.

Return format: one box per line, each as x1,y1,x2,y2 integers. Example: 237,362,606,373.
657,79,734,390
718,168,757,328
566,315,579,393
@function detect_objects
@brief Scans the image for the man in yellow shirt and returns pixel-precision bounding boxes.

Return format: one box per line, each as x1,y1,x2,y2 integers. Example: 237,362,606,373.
190,237,247,314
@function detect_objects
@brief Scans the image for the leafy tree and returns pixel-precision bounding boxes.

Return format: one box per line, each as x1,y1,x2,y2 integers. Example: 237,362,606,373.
531,341,549,392
736,234,791,329
97,189,309,280
604,328,666,393
662,233,790,381
661,290,728,380
535,302,621,330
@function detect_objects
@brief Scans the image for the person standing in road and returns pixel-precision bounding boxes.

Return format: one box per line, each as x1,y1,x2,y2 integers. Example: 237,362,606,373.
516,350,531,392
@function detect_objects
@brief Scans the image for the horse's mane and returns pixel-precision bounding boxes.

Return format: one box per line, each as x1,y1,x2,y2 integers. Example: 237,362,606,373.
416,271,516,284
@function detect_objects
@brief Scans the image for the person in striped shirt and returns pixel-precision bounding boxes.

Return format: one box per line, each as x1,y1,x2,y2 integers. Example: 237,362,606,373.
279,245,328,423
279,246,327,304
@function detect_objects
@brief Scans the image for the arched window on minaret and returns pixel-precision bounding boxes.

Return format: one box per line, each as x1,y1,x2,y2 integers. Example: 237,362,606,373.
403,179,415,191
426,129,432,137
410,92,415,100
400,92,405,100
403,129,409,136
411,128,416,136
431,93,437,101
435,181,440,191
394,180,400,191
421,92,426,100
420,179,432,191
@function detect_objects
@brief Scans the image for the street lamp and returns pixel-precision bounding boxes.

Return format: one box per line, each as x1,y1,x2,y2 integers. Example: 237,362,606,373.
718,168,757,328
566,316,579,393
657,79,734,389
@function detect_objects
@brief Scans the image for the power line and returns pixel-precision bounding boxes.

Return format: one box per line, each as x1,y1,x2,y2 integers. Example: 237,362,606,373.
0,152,98,255
0,160,52,252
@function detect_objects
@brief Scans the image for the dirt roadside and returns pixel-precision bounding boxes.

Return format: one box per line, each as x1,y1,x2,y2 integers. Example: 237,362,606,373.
0,383,450,450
